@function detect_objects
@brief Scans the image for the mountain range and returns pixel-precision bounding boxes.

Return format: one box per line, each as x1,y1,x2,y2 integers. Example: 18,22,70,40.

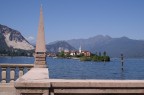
1,24,144,58
67,35,144,58
46,35,144,58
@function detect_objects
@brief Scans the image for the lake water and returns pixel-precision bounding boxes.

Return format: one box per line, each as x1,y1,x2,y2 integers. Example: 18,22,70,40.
0,57,144,80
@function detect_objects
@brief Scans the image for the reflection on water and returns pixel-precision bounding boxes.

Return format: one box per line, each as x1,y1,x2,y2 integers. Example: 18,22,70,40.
0,57,144,80
120,69,125,80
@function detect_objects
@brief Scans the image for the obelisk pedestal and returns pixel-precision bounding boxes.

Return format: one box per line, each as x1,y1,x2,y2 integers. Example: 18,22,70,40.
34,53,47,68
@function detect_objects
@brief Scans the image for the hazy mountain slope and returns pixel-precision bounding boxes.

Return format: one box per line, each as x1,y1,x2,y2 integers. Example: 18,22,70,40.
46,41,76,53
67,35,112,50
92,37,144,57
67,36,144,58
0,24,34,50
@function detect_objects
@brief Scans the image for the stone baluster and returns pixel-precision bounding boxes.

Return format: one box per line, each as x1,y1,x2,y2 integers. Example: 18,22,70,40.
19,67,24,78
1,67,7,83
10,67,15,83
50,91,54,95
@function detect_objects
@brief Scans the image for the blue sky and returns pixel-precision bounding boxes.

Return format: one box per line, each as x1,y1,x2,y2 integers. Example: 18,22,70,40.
0,0,144,43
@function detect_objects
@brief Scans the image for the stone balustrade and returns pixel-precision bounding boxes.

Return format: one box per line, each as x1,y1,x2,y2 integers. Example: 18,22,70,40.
1,64,144,95
15,68,144,95
0,64,34,83
1,65,144,95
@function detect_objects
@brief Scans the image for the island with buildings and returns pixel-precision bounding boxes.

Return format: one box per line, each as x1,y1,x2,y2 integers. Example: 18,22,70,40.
53,46,110,62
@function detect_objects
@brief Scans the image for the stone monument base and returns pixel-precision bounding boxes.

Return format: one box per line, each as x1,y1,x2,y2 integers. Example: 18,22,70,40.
34,53,47,68
34,64,47,68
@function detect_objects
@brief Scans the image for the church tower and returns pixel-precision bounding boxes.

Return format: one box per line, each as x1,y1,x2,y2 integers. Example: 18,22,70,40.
79,45,82,54
34,5,47,68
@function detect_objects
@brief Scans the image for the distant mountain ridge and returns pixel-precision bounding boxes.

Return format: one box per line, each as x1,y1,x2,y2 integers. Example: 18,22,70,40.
67,35,112,51
1,24,144,58
66,35,144,58
46,35,144,58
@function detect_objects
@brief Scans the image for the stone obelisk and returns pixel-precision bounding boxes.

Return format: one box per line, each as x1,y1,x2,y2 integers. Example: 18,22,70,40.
34,5,47,68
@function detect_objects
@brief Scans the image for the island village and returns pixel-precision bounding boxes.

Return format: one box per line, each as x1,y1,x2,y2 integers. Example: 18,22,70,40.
48,45,91,57
48,45,110,62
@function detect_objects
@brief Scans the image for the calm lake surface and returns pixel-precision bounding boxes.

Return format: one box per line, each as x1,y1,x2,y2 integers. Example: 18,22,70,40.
0,57,144,80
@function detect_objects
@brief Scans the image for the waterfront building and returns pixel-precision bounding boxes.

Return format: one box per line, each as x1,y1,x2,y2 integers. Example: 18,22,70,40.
78,45,91,57
81,50,91,57
59,45,91,57
69,50,77,56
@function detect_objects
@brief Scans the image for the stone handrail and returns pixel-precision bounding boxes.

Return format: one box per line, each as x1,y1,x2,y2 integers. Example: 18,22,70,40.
0,64,34,83
0,64,34,68
15,68,144,95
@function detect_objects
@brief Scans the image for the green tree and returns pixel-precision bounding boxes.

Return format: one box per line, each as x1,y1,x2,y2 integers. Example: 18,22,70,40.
103,51,107,56
80,56,91,61
58,51,65,57
99,52,101,56
92,55,98,61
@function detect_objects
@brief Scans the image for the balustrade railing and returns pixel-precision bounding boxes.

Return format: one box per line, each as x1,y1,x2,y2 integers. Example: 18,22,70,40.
0,64,34,83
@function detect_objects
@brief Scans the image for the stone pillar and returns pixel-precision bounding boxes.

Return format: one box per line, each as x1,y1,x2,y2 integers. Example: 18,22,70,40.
34,5,47,68
1,67,6,83
19,67,24,78
10,67,15,83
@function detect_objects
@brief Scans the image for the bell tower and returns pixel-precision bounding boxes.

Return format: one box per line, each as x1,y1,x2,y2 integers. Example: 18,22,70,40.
79,45,82,54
